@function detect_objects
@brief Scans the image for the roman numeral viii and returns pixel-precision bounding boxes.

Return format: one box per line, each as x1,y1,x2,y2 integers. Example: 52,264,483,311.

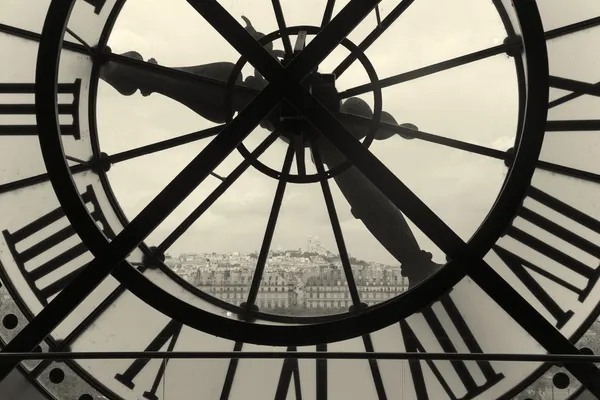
401,294,504,399
2,185,114,305
115,319,183,400
83,0,108,14
0,80,81,139
493,186,600,328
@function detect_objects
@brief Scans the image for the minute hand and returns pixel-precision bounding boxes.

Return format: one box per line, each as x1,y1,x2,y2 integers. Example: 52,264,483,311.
316,121,442,288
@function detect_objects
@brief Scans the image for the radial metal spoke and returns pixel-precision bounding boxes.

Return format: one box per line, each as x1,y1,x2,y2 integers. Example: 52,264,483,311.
344,113,600,185
311,142,361,306
333,0,416,78
321,0,336,27
339,41,515,98
0,84,282,377
107,125,224,164
246,143,295,307
340,112,507,160
64,27,91,52
0,22,87,54
157,131,280,253
546,120,600,132
0,164,91,195
545,16,600,40
294,134,307,176
272,0,293,55
536,160,600,184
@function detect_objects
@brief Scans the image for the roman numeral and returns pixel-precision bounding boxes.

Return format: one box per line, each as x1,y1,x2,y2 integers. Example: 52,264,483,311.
0,80,81,139
493,186,600,328
548,76,600,108
115,319,183,400
546,120,600,131
401,295,504,400
274,347,302,400
2,185,113,305
83,0,108,14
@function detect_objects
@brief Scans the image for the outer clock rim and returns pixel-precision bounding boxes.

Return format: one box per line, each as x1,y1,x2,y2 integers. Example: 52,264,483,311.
34,0,549,346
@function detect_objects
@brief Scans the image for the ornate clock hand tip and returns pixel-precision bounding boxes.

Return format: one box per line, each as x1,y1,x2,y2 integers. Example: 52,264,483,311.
401,250,444,289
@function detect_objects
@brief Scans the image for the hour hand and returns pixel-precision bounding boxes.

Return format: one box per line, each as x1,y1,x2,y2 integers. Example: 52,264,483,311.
99,50,266,124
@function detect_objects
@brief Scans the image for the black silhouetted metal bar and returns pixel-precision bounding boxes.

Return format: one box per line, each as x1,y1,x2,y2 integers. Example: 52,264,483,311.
220,342,244,400
274,347,301,399
339,40,517,98
343,113,600,185
1,351,600,362
210,172,225,181
333,0,416,78
341,113,507,159
549,76,600,97
311,142,361,306
536,160,600,184
186,0,285,83
106,125,223,164
544,16,600,40
546,120,600,132
272,0,293,55
65,155,88,165
246,143,294,307
294,134,306,176
0,22,87,54
157,131,280,253
321,0,336,27
316,344,327,400
0,164,91,195
65,27,91,52
375,5,381,26
362,334,388,399
549,80,600,109
29,269,146,379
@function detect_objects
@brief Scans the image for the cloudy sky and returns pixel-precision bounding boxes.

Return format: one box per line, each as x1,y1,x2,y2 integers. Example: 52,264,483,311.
93,0,524,265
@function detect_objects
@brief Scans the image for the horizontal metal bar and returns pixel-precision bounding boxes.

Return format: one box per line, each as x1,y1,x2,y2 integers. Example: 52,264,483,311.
1,351,599,363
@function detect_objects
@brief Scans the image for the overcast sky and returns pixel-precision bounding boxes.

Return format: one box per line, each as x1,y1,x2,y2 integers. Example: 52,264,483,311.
93,0,524,265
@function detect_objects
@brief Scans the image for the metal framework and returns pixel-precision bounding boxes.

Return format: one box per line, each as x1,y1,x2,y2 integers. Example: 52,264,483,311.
1,0,600,399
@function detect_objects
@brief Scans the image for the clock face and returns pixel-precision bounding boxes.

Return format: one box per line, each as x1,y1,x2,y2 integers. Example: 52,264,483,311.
1,0,600,399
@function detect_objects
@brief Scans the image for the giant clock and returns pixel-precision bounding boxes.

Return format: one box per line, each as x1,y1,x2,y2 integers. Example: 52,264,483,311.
1,0,600,399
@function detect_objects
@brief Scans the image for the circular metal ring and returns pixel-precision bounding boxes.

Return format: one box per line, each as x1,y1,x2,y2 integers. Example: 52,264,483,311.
36,0,548,346
225,25,383,184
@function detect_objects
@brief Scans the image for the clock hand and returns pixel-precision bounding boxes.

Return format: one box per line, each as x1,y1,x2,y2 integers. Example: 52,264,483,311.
100,50,267,124
315,98,443,288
